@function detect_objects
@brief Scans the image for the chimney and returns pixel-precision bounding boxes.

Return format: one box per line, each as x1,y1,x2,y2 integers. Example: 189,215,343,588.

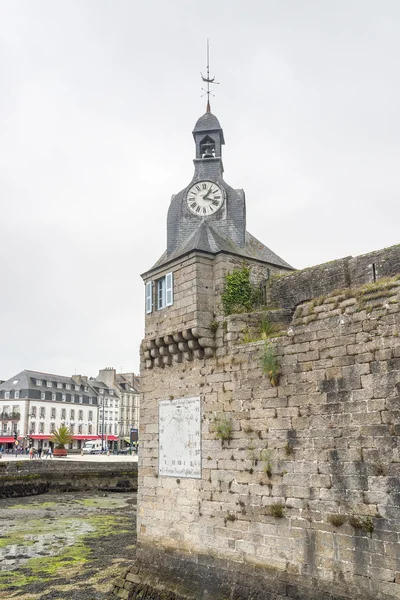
96,367,116,389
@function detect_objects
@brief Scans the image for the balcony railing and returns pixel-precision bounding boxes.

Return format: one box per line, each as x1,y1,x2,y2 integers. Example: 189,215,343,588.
0,412,20,421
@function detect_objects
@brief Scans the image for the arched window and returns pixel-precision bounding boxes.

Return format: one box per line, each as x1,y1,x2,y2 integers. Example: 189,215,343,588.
200,135,215,158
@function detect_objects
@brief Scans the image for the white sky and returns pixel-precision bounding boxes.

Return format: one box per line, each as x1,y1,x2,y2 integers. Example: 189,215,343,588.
1,0,399,380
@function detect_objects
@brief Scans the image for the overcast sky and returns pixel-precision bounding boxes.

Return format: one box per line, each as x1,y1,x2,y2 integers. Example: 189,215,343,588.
1,0,399,381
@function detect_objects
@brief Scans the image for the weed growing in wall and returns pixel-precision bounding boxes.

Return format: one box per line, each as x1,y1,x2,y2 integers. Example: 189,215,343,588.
260,449,274,478
327,514,346,527
209,320,219,334
222,265,261,315
348,515,374,534
214,416,233,445
261,343,281,386
265,503,284,518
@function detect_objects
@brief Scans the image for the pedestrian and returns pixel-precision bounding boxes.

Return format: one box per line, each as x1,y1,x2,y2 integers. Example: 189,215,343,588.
48,447,52,459
29,447,33,460
38,447,42,459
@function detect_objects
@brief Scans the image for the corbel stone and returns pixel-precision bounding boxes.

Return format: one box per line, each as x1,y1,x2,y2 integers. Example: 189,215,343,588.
204,347,214,358
145,359,153,369
146,339,157,350
188,339,200,350
163,355,172,366
173,332,185,342
168,343,179,355
182,329,194,341
173,353,183,363
155,337,165,348
164,335,175,345
198,337,216,348
144,350,151,360
191,327,210,339
183,351,193,361
154,357,164,368
194,348,205,359
159,346,170,356
150,348,160,358
178,341,189,352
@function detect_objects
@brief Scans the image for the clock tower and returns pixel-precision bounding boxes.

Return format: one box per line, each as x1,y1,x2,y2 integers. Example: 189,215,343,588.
141,106,292,369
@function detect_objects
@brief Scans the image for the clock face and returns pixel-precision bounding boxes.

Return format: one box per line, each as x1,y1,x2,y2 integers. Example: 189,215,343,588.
186,180,224,216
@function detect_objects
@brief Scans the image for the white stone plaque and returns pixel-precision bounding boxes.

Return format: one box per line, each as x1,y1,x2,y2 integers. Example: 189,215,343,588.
159,396,201,478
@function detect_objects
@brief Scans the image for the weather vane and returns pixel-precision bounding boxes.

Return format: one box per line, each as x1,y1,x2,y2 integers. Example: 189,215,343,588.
201,39,219,113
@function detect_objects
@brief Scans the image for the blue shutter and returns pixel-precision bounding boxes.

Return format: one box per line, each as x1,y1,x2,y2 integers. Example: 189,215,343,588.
145,281,152,314
166,272,173,306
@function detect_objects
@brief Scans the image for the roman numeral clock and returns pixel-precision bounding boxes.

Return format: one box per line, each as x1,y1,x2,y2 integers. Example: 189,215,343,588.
186,180,224,216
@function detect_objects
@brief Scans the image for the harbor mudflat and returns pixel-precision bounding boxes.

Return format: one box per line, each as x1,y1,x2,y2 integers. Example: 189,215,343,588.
0,491,136,600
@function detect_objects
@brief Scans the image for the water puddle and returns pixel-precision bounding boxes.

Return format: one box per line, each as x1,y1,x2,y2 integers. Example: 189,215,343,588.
0,520,93,570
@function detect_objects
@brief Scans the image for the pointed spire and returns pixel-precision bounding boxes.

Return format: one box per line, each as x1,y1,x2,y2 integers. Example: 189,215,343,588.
201,39,219,110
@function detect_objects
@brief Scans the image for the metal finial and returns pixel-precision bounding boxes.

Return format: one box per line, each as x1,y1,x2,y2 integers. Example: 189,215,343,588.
201,39,219,112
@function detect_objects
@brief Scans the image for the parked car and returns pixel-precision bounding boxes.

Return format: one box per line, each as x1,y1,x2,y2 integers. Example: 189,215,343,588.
82,440,103,454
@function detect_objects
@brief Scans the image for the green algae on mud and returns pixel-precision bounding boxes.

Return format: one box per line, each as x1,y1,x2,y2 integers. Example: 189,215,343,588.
0,491,136,599
11,501,58,509
72,497,127,509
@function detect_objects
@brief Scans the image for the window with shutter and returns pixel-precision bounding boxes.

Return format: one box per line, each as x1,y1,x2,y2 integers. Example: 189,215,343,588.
166,272,173,306
155,272,174,310
157,278,165,309
145,281,152,314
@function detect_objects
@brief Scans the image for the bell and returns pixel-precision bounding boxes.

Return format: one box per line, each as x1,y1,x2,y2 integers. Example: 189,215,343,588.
202,144,215,158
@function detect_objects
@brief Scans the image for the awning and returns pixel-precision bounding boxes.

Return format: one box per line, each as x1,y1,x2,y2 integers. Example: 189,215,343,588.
123,437,131,443
72,435,100,441
0,437,16,444
106,435,118,441
30,435,50,440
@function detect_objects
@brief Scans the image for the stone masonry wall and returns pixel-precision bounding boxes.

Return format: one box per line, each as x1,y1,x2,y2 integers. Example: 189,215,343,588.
143,252,290,370
268,244,400,311
127,275,400,600
0,460,137,498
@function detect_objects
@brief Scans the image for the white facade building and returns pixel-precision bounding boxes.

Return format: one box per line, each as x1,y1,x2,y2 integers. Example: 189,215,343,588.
0,371,99,452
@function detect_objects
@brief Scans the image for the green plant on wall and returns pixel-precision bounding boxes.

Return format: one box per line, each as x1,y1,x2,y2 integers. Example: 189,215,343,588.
260,449,274,478
214,416,233,445
260,314,276,339
261,342,281,386
221,265,261,316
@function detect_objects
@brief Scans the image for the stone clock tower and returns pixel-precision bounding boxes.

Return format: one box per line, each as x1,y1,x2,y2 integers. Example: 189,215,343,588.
141,107,292,369
113,91,400,600
127,105,294,598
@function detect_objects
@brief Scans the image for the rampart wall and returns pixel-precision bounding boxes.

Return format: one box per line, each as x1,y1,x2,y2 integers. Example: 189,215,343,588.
115,269,400,600
0,460,137,498
268,244,400,311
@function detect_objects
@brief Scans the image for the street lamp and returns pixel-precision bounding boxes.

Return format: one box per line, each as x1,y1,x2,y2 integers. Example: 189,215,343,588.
101,399,105,452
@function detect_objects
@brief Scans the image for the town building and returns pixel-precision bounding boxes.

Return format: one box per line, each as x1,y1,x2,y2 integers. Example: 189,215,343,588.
94,367,140,450
0,370,99,452
0,367,140,453
89,373,120,452
116,372,140,448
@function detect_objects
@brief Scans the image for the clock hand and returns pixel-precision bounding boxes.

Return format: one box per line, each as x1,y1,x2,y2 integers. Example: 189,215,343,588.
203,188,212,201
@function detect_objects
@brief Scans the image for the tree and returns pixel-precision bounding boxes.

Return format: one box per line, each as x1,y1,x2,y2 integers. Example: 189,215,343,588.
50,425,73,449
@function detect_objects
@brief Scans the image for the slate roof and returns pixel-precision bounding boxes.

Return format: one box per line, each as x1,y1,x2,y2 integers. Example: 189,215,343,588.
89,379,117,396
150,220,293,271
116,374,139,394
193,112,225,144
193,112,222,133
0,370,97,394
